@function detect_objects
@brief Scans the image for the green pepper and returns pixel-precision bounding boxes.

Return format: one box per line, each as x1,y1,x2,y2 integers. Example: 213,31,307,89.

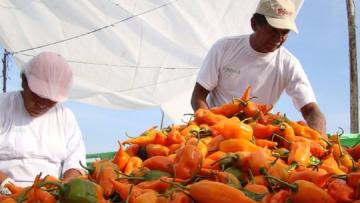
37,178,103,203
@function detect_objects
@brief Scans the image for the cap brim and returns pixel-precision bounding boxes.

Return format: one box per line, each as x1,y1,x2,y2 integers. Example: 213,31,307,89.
265,16,298,33
27,74,68,102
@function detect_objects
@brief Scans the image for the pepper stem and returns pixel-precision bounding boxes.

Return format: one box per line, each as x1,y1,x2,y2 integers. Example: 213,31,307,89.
260,167,298,192
79,161,94,174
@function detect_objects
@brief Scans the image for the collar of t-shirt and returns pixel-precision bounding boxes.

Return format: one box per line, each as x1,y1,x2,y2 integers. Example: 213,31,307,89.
244,34,279,58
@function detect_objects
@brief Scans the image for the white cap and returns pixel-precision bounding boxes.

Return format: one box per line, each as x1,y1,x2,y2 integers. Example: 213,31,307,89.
256,0,298,33
24,52,73,102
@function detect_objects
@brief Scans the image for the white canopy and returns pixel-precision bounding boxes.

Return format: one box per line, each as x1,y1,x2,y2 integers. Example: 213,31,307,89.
0,0,302,123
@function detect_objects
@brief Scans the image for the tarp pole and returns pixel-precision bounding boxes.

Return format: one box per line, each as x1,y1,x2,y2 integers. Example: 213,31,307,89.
160,109,165,129
2,49,8,93
346,0,358,133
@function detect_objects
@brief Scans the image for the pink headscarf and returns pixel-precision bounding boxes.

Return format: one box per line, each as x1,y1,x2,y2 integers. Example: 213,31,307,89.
24,52,73,102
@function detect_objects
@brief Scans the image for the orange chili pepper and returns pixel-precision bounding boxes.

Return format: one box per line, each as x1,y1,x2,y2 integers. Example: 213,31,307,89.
242,100,260,118
202,158,218,169
219,138,262,153
320,154,346,175
180,124,201,139
113,141,130,171
254,175,268,186
275,122,296,144
288,120,321,140
206,150,226,161
210,99,243,117
146,144,170,157
133,190,158,203
0,198,17,203
173,142,203,179
328,179,355,202
123,126,159,146
27,174,57,203
334,172,360,188
189,180,257,203
199,168,241,189
247,149,275,175
255,139,277,148
310,141,327,157
124,156,143,175
206,135,225,152
142,156,174,174
90,160,119,197
262,169,336,203
210,117,253,140
168,143,182,154
287,141,311,166
250,123,279,139
289,168,333,189
267,158,291,181
347,143,360,161
167,128,185,145
136,179,171,193
109,179,141,201
168,191,192,203
197,140,208,158
244,183,269,195
194,108,227,126
255,102,273,115
261,190,290,203
125,144,140,157
200,136,212,145
154,131,168,146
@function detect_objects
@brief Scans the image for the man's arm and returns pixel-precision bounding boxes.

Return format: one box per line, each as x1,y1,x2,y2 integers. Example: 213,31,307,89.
191,82,210,111
300,102,326,133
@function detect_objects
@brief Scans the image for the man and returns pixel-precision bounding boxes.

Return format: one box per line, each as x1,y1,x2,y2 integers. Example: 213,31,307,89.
191,0,326,133
0,52,86,189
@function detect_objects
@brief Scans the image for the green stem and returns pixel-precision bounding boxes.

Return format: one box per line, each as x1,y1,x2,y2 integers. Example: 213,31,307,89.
117,176,144,180
79,161,93,174
331,174,348,180
160,178,188,190
320,137,333,148
248,169,255,184
260,168,298,192
271,133,292,144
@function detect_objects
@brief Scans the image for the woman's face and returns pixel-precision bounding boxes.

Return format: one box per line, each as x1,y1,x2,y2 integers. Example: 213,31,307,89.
21,79,56,117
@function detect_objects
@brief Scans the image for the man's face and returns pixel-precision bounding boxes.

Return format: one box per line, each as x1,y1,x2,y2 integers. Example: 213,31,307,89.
21,80,57,117
252,21,290,53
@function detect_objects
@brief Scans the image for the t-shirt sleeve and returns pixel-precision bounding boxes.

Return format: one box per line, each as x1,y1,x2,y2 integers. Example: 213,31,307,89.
62,109,87,174
285,57,317,111
196,38,225,91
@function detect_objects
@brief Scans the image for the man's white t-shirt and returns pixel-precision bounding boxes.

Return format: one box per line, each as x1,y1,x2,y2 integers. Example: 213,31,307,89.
0,91,86,186
197,35,316,111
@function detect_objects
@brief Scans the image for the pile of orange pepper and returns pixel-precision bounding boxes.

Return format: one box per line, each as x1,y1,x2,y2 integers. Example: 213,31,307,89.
2,87,360,203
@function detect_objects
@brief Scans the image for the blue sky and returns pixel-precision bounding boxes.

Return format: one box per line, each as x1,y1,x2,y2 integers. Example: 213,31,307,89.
1,0,359,153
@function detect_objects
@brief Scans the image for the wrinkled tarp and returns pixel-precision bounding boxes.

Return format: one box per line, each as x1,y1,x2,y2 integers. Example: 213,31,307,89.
0,0,302,122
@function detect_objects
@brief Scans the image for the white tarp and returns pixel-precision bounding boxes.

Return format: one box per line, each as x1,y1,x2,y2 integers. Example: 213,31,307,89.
0,0,302,123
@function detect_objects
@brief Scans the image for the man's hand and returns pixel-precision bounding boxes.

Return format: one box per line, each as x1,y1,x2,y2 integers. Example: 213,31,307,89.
0,171,13,195
191,83,210,111
300,102,326,133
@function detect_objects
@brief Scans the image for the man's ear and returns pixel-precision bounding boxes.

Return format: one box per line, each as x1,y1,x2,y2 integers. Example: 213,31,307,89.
250,17,257,31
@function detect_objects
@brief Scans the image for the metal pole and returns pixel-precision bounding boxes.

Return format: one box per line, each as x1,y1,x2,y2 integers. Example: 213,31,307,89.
2,50,8,93
346,0,358,133
160,109,165,129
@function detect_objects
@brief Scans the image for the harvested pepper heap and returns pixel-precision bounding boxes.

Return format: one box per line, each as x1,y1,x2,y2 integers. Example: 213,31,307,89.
2,86,360,203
